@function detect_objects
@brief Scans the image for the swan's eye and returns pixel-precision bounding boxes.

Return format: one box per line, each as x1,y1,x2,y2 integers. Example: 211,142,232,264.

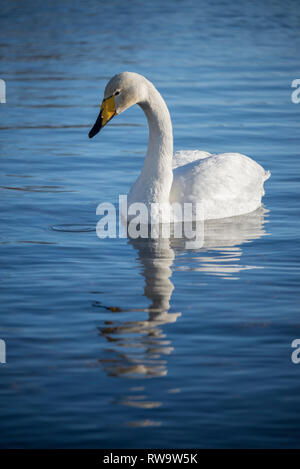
114,91,120,96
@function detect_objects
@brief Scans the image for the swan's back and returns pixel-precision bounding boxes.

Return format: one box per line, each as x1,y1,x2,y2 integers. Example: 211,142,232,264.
173,150,211,169
171,152,270,220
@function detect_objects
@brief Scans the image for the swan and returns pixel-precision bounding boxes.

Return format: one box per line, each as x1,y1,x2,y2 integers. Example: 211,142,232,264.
89,72,270,221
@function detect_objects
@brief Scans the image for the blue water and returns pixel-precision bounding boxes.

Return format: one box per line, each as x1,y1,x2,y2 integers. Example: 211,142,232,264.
1,0,300,448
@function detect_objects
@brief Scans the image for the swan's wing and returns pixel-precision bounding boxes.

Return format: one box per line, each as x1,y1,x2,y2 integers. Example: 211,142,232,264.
171,152,270,220
172,150,211,169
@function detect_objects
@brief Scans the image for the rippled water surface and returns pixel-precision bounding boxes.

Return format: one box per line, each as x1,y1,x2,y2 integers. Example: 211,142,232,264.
1,0,300,448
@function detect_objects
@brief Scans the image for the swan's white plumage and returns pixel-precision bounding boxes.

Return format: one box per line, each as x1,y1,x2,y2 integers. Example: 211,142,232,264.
171,152,270,220
94,72,270,221
172,150,211,169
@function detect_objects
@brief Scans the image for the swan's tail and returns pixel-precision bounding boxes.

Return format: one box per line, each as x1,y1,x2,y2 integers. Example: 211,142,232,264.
264,170,271,181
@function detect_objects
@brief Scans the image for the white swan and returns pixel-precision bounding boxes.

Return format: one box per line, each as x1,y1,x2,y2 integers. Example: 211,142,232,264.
89,72,270,221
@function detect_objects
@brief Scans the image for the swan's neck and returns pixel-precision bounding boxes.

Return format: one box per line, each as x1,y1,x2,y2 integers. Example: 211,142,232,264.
129,83,173,207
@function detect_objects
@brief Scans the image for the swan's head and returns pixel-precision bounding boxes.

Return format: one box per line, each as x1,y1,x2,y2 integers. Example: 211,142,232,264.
89,72,147,138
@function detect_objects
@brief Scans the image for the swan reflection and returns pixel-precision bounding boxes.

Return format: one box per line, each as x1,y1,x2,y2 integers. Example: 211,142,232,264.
172,207,268,279
98,207,268,387
98,235,180,380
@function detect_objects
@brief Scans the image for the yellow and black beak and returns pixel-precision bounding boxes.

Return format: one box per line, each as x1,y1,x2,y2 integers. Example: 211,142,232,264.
88,95,116,138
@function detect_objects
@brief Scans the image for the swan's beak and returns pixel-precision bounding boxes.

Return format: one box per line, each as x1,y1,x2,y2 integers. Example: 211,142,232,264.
88,95,116,138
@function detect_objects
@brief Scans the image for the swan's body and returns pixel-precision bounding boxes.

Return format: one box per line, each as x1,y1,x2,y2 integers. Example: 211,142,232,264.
89,72,270,221
171,150,269,220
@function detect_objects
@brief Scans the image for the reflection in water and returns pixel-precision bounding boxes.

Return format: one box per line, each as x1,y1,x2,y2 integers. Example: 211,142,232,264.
99,235,181,381
172,207,268,280
97,207,268,422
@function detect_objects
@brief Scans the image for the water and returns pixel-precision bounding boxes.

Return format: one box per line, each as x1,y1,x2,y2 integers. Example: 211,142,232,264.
0,0,300,448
